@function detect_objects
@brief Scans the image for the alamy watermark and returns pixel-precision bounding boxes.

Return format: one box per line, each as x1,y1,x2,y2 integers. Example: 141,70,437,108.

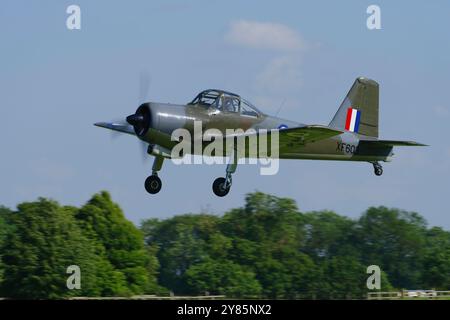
169,121,280,175
367,5,381,30
66,265,81,290
366,265,381,290
66,5,81,30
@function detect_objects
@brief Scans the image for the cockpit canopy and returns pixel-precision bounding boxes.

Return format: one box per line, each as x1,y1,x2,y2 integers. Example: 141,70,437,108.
189,89,262,117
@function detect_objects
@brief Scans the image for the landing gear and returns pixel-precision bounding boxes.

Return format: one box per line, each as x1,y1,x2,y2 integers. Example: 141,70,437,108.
212,152,238,197
371,161,383,176
145,156,164,194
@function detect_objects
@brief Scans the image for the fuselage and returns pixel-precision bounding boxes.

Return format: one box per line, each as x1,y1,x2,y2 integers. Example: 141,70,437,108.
136,102,392,162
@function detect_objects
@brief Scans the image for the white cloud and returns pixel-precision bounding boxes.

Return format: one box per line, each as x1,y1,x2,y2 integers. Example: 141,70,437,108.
433,105,449,117
225,20,305,51
224,20,306,109
255,55,302,94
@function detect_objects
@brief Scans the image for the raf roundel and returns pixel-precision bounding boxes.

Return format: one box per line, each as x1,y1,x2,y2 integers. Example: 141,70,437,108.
278,124,288,130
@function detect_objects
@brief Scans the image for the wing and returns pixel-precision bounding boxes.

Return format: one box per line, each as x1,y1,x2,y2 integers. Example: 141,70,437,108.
278,125,343,145
221,125,342,144
218,125,343,157
94,122,135,135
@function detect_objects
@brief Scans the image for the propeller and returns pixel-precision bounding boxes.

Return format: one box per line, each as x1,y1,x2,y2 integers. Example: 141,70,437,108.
110,71,153,163
134,70,152,162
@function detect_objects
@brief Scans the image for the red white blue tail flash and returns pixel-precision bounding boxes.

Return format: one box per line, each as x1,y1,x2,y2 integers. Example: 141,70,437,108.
345,107,361,133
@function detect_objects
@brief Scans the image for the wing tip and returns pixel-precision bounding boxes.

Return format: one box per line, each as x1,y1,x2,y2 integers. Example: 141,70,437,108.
361,139,429,147
399,141,429,147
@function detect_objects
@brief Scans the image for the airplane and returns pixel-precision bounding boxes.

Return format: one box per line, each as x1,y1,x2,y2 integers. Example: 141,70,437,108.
94,77,426,197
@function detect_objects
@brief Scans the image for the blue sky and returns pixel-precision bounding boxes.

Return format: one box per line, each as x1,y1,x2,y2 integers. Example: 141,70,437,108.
1,0,449,228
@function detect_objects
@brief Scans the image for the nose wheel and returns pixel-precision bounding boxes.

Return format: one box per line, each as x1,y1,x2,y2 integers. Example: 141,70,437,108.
145,175,162,194
212,151,238,197
144,155,164,194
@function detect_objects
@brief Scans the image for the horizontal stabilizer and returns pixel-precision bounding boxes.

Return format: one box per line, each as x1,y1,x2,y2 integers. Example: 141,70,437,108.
94,122,135,135
359,139,428,147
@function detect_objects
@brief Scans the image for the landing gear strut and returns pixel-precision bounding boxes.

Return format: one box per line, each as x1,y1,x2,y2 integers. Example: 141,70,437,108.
371,161,383,176
145,156,164,194
212,153,238,197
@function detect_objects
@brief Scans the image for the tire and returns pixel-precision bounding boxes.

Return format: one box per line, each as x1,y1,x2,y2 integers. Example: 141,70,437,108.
374,167,383,176
212,177,230,197
145,175,162,194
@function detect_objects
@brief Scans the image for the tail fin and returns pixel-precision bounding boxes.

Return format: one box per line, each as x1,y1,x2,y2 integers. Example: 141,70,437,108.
329,77,379,138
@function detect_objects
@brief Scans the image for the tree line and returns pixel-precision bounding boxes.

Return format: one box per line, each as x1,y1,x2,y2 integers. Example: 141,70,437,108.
0,191,449,299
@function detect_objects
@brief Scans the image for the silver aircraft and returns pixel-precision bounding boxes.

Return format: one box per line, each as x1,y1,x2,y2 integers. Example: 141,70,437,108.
95,77,426,197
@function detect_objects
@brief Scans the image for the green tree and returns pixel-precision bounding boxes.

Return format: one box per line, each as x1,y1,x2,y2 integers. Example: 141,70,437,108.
76,191,152,295
302,211,359,260
356,207,427,289
141,214,221,294
2,190,448,299
318,256,366,299
219,192,318,299
300,210,369,298
0,199,109,298
221,192,303,244
185,258,262,297
0,206,12,285
421,227,450,289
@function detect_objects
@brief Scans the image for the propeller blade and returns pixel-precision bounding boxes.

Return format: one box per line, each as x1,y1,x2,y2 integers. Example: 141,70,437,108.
138,71,151,163
108,118,129,140
107,71,152,163
139,140,148,163
139,70,151,103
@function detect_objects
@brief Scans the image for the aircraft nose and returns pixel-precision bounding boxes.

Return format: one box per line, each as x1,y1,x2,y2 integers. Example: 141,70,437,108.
126,104,152,137
126,114,144,126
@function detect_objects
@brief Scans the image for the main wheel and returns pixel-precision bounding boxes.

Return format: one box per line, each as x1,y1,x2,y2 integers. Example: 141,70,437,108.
374,167,383,176
145,175,162,194
212,177,230,197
